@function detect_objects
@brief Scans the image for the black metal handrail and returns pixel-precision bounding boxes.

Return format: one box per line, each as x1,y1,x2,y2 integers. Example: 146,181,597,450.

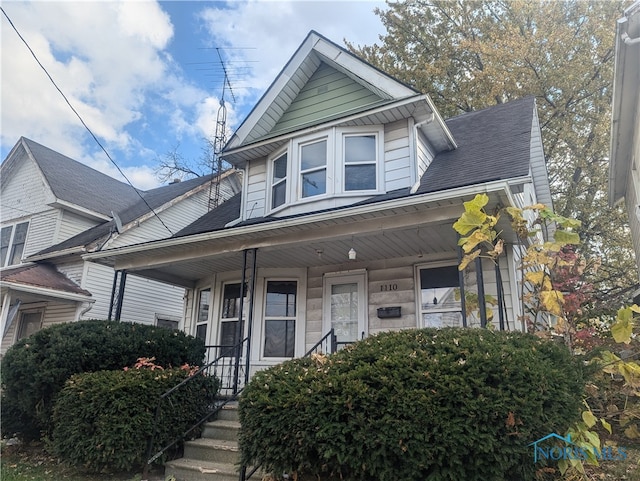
305,328,337,357
142,336,250,478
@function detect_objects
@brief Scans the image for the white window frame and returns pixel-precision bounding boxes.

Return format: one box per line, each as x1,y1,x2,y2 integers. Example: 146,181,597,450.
16,307,44,341
194,287,211,343
269,147,289,212
261,278,299,359
336,126,384,194
1,221,29,267
296,134,331,201
414,261,464,329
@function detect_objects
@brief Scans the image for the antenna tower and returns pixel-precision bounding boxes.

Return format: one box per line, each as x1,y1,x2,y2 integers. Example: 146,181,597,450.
208,48,236,211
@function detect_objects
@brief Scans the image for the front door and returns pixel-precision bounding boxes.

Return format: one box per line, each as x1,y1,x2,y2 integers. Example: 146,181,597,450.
323,272,367,348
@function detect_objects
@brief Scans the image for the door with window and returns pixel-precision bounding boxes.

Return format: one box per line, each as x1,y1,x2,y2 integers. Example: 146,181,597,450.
323,272,367,348
17,310,43,340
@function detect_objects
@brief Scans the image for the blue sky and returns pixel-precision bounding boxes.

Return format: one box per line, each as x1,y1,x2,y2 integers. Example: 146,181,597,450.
1,0,386,189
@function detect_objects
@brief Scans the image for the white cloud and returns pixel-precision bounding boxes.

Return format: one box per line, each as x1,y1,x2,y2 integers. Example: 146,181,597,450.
1,0,174,185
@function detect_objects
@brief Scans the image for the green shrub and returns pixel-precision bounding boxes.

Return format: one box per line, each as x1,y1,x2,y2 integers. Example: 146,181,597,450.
239,328,586,481
1,319,205,440
52,366,218,473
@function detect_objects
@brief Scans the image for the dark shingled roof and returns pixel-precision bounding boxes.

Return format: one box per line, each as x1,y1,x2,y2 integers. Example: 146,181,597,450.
23,138,141,216
170,97,537,238
0,263,92,297
417,96,535,194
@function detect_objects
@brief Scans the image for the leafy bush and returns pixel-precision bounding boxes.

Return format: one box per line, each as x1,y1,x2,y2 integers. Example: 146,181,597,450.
1,319,205,440
52,366,218,473
239,328,586,481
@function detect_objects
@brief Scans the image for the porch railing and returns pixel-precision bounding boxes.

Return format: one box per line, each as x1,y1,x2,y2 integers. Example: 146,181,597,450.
142,336,250,478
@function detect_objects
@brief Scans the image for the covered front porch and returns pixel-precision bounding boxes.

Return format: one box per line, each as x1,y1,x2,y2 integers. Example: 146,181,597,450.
87,182,526,386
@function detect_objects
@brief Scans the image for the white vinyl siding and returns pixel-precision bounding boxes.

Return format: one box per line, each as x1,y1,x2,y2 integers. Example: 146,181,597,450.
57,211,101,243
415,128,436,180
245,159,267,220
81,263,184,324
384,120,413,191
109,189,210,248
22,210,58,257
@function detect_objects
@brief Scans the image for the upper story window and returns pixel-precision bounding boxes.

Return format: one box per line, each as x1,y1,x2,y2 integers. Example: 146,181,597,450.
267,126,383,213
300,139,327,198
344,135,377,191
1,221,29,267
271,152,288,209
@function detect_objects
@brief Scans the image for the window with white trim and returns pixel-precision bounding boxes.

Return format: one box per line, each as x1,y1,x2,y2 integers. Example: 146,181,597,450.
263,280,297,358
343,134,377,191
271,151,288,209
220,283,246,347
1,221,29,267
195,288,210,341
418,265,463,328
300,138,327,198
17,309,43,340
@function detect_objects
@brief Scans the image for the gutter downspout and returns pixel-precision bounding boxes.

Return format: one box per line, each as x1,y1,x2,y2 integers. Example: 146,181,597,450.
410,113,435,194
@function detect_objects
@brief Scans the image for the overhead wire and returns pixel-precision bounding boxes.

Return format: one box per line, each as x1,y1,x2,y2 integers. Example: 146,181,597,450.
0,6,174,236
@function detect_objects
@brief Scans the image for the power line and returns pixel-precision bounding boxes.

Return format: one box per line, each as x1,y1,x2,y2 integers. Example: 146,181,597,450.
1,6,174,236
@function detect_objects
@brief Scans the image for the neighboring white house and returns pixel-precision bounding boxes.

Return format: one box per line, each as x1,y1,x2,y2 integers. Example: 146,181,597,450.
86,31,553,379
609,0,640,281
0,137,242,354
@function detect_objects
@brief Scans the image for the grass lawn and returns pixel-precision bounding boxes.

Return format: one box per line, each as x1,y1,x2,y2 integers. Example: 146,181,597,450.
0,443,167,481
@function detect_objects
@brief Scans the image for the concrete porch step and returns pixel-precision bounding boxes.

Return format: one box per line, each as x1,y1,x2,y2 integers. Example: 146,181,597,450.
201,419,241,441
183,438,239,464
164,458,239,481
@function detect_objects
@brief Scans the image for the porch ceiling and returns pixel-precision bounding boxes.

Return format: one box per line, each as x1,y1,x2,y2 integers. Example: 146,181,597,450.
87,184,518,288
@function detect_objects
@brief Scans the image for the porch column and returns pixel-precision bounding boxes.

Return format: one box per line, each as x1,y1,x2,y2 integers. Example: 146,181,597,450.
495,258,506,331
475,257,487,328
456,240,467,327
244,248,258,386
108,270,127,321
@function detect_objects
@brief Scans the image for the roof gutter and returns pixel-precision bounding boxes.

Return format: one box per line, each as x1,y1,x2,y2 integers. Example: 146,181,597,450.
0,281,94,302
26,246,86,263
85,178,528,262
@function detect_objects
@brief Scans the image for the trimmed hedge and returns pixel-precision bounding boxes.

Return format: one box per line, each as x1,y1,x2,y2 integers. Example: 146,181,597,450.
52,367,218,473
239,328,585,481
1,319,205,440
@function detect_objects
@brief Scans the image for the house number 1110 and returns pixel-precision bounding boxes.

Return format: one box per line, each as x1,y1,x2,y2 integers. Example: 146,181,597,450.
380,284,398,292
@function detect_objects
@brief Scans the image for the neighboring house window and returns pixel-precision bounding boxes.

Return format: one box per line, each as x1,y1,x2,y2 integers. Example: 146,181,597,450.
300,139,327,198
220,283,246,347
17,310,43,340
263,280,297,358
418,265,463,328
272,151,288,209
344,134,377,191
195,288,210,341
1,222,29,267
156,316,180,330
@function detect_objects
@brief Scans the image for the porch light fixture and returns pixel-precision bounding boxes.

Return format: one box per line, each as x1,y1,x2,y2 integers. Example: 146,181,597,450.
348,247,357,260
